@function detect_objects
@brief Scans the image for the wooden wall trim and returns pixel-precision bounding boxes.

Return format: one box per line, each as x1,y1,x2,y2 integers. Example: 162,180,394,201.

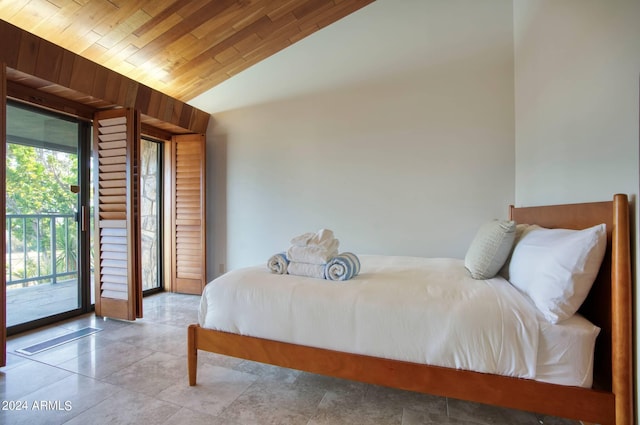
1,62,7,367
0,20,210,135
7,81,96,120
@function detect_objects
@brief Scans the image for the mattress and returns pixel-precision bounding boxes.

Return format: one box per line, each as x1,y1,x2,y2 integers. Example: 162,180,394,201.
535,312,600,387
199,255,599,387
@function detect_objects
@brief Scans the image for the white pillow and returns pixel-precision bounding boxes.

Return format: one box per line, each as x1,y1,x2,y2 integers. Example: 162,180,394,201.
499,223,531,280
464,220,516,279
507,223,607,323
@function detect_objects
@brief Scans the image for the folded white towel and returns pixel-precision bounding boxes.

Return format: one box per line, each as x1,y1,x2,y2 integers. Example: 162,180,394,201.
290,232,315,247
287,262,326,279
309,229,335,247
290,229,337,249
287,242,339,265
267,252,289,274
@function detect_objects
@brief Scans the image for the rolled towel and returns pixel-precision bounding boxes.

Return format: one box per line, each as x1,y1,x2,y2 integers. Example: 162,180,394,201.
324,252,361,281
267,252,289,274
286,241,339,264
287,262,326,279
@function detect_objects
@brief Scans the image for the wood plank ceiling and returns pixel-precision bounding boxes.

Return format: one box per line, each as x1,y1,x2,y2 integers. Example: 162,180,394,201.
0,0,375,102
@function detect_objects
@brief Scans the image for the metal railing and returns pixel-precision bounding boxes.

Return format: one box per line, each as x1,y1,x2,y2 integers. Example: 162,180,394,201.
6,213,78,288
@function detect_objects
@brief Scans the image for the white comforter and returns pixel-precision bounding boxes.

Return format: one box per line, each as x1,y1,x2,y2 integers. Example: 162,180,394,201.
199,255,540,379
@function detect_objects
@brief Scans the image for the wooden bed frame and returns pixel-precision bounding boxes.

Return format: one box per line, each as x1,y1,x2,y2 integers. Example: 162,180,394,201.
188,193,633,425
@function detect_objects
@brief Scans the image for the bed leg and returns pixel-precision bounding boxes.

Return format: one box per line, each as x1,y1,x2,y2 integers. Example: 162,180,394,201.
188,324,198,386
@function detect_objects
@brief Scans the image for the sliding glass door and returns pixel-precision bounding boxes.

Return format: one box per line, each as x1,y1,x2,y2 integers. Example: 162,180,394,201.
5,102,92,333
140,138,162,293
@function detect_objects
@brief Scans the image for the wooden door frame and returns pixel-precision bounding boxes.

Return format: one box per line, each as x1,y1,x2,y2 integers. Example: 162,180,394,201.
1,63,6,366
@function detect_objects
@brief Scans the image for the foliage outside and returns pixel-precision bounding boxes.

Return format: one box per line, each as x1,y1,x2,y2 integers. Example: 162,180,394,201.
5,143,78,286
6,143,77,214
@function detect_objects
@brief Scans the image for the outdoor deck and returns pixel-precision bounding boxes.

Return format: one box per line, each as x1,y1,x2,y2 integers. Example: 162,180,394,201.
6,279,84,327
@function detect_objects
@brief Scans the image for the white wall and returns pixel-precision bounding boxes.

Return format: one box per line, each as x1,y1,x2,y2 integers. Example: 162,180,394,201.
513,0,640,419
206,0,515,273
514,0,639,205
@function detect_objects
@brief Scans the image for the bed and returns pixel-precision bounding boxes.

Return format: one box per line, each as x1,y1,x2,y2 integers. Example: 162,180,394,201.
187,194,633,425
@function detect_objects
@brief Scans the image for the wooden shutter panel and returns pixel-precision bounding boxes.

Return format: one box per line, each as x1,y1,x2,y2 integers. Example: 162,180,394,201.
170,134,206,294
93,109,142,320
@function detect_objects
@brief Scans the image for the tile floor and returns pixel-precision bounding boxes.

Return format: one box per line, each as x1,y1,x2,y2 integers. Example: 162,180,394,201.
1,292,580,425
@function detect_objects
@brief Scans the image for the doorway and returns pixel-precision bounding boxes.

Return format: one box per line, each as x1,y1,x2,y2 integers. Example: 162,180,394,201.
140,138,163,293
5,102,92,334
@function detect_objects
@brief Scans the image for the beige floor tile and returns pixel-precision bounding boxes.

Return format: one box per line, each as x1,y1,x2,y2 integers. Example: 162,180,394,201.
0,374,117,425
1,360,73,399
309,390,403,425
222,377,327,420
102,351,186,396
446,398,579,425
62,388,180,425
55,340,154,379
402,408,483,425
155,363,258,417
0,352,31,371
100,320,188,357
162,407,220,425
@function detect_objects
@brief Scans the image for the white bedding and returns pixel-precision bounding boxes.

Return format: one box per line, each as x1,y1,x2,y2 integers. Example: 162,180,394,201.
535,312,600,387
199,255,598,386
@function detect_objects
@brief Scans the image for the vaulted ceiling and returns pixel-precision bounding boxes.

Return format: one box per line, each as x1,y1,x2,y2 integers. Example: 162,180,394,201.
0,0,374,102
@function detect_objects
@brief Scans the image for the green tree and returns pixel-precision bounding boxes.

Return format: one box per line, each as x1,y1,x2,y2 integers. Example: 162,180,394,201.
5,143,77,214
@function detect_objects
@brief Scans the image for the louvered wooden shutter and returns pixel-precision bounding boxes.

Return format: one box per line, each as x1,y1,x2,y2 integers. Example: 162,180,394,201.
170,134,206,294
93,109,142,320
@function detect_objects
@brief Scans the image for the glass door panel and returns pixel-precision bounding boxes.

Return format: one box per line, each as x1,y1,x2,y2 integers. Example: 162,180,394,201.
140,138,162,292
5,103,87,330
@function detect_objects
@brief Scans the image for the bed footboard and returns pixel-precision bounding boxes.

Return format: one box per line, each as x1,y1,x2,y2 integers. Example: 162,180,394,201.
187,324,615,424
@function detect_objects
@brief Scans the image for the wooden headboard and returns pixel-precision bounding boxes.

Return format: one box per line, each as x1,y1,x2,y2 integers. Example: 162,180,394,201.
510,193,632,425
